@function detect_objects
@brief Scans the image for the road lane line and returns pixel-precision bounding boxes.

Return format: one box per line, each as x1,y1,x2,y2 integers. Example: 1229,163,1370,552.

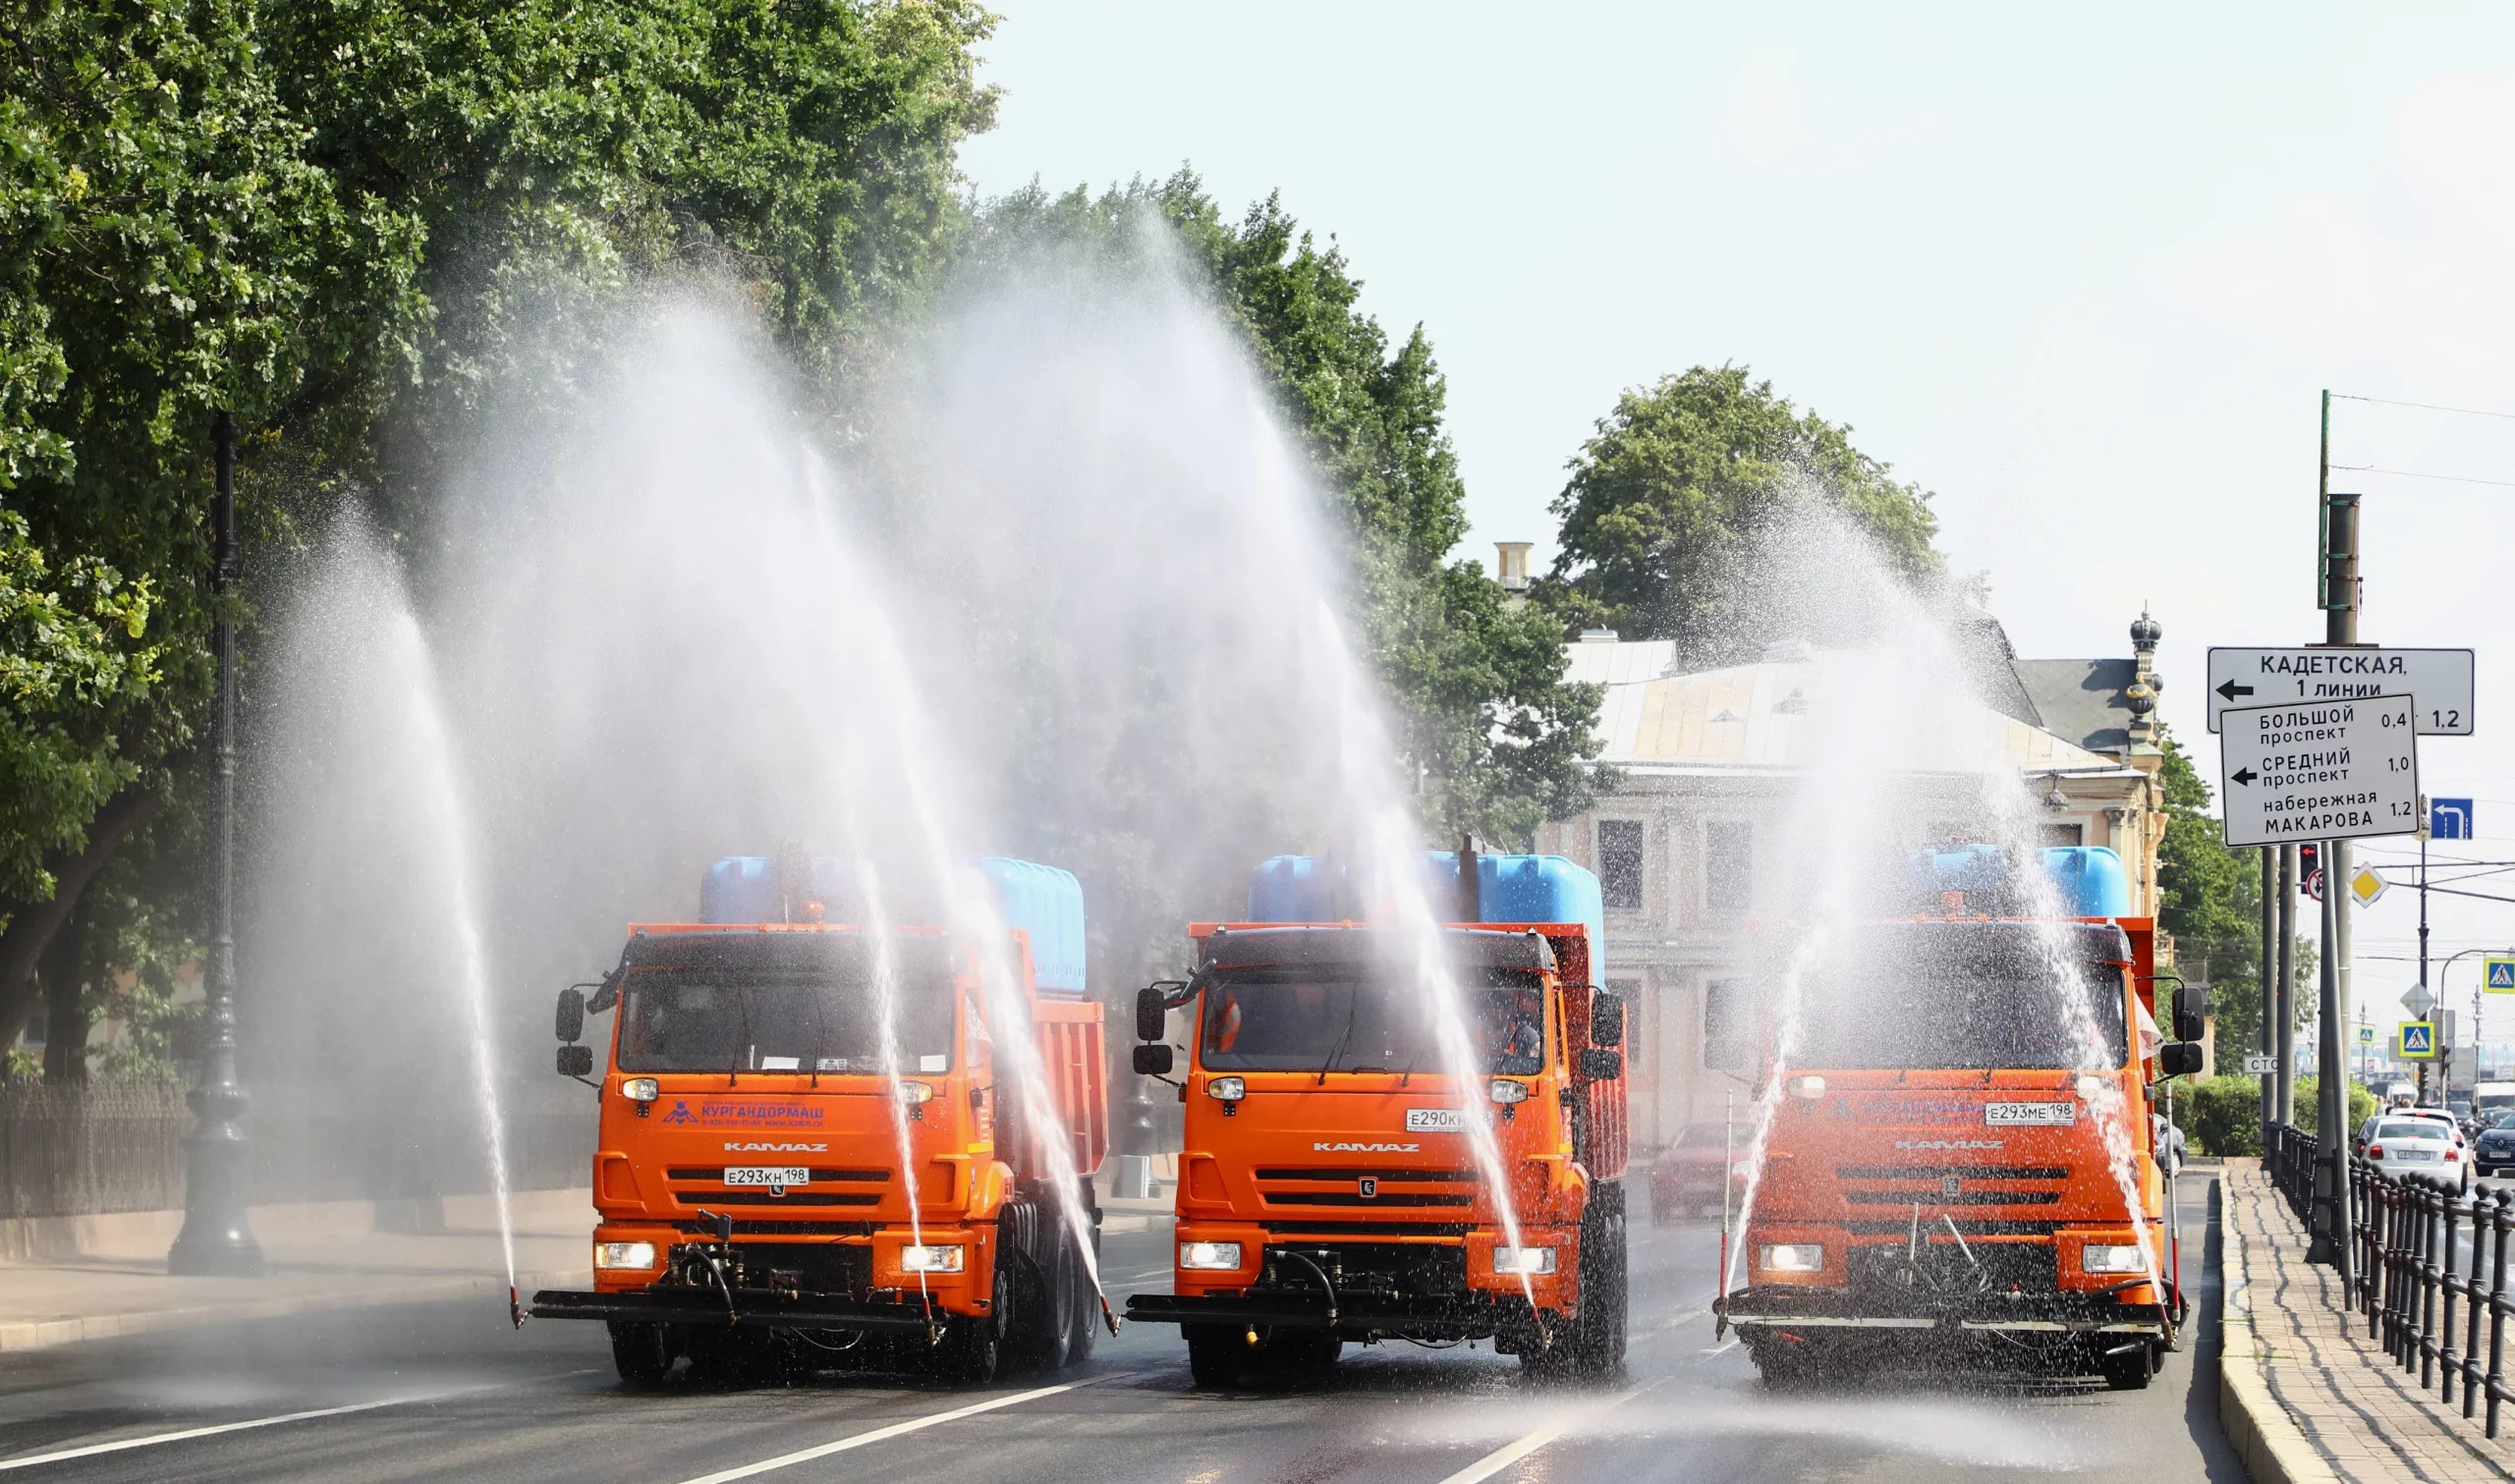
669,1374,1130,1484
1434,1380,1662,1484
0,1396,437,1472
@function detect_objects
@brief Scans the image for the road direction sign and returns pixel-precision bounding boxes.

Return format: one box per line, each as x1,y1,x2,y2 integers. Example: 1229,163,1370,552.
2207,647,2474,735
2242,1054,2277,1074
2400,1022,2437,1059
2351,866,2389,907
2404,984,2437,1017
2488,958,2515,993
2217,693,2421,849
2433,797,2475,840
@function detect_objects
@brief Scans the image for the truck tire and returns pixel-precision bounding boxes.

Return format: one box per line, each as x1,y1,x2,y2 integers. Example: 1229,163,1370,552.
2099,1342,2156,1391
1184,1323,1245,1389
1065,1257,1100,1365
1523,1183,1629,1381
609,1321,675,1385
936,1256,1010,1385
1009,1233,1073,1373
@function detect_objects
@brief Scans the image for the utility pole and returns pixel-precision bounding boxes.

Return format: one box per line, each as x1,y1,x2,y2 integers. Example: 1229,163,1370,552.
2277,845,2297,1124
2307,386,2361,1285
169,412,263,1277
2261,847,2277,1139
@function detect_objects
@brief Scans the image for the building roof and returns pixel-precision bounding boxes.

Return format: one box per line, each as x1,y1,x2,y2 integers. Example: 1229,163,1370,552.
1564,638,2126,776
2013,658,2139,756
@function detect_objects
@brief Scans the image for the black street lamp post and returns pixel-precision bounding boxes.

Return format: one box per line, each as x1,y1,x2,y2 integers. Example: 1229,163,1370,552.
169,412,264,1277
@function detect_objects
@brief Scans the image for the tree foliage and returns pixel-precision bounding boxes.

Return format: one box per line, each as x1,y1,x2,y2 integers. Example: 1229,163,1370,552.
2154,727,2269,1051
1541,365,1941,657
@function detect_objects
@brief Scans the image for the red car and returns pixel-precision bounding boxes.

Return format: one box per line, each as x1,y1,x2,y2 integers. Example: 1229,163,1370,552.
1649,1121,1747,1225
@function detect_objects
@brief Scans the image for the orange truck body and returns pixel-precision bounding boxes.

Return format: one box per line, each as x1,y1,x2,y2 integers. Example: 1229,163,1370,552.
1718,905,2198,1387
532,857,1106,1382
1123,852,1633,1381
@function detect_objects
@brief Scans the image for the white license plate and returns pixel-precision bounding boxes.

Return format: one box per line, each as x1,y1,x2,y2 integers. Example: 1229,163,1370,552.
723,1166,810,1186
2394,1150,2437,1163
1406,1108,1480,1132
1984,1102,2077,1127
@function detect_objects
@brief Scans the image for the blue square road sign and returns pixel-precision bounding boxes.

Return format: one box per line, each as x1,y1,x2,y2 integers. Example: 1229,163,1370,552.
2434,798,2476,841
2488,959,2515,993
2400,1022,2437,1059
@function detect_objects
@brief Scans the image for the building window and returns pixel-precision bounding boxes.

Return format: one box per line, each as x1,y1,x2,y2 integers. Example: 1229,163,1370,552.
1598,819,1645,911
2040,823,2085,847
1705,820,1753,914
1703,979,1748,1072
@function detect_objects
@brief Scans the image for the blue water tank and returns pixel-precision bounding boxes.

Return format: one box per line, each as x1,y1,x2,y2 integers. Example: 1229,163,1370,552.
1245,853,1606,972
697,855,1088,997
1907,845,2130,917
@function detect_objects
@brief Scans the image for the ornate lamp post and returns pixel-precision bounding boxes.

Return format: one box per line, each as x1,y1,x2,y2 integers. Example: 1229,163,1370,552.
169,412,263,1276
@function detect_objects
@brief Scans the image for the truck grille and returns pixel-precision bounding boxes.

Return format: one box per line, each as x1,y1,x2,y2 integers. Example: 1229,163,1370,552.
1833,1164,2067,1207
1257,1168,1478,1210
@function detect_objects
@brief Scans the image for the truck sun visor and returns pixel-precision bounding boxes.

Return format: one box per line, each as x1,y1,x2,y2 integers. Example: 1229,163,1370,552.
1197,924,1556,973
620,929,959,979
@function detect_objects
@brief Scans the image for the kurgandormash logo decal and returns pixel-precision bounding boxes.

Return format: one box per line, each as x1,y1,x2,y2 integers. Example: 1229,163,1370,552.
724,1141,827,1153
1314,1141,1420,1153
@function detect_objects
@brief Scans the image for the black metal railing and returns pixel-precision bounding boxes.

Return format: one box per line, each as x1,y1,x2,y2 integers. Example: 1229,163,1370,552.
2270,1123,2319,1223
2352,1158,2515,1438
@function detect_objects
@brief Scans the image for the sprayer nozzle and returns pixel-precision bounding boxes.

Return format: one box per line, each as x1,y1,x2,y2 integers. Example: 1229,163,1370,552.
509,1285,526,1330
1099,1292,1122,1337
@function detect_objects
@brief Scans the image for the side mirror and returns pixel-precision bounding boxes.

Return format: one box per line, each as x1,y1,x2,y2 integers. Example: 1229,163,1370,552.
556,987,586,1044
1589,990,1625,1049
1136,984,1171,1043
2157,1042,2205,1077
557,1044,594,1078
2172,983,2208,1044
1577,1048,1623,1081
1132,1043,1175,1076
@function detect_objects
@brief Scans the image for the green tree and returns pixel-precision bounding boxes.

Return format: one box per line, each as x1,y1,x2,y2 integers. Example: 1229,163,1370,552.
1540,365,1941,656
2154,727,2267,1053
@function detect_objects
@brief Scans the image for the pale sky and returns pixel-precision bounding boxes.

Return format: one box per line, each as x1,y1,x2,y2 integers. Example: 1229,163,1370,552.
960,3,2515,1037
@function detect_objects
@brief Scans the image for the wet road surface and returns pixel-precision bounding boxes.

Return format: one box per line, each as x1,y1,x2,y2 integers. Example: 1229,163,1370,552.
0,1175,2240,1482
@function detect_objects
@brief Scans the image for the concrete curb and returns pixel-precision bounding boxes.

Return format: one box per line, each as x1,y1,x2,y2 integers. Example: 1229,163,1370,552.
2218,1163,2343,1484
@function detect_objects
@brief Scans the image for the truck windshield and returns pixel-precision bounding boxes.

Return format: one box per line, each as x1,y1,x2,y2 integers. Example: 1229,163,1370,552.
1198,967,1547,1075
1785,923,2129,1071
615,967,956,1074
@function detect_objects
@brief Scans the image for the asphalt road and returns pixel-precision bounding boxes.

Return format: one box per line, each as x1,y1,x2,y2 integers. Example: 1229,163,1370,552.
0,1176,2241,1483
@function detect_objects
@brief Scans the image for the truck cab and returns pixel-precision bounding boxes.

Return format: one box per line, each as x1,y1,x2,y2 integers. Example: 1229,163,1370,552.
1123,852,1631,1385
531,855,1106,1385
1717,846,2207,1390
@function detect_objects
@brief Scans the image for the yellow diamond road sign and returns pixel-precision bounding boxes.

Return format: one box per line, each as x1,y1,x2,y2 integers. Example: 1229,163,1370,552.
2350,867,2388,907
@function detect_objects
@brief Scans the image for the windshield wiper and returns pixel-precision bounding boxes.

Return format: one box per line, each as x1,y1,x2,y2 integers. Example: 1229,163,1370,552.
1316,999,1359,1086
728,984,753,1086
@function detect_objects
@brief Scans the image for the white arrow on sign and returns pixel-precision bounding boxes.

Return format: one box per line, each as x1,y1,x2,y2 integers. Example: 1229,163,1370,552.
2207,646,2474,736
2216,693,2421,849
2403,985,2436,1018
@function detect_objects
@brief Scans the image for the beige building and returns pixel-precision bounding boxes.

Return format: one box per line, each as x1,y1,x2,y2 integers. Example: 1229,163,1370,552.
1532,611,2174,1153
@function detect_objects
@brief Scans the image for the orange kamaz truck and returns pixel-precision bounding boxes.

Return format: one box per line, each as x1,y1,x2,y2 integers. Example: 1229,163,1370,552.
1123,851,1629,1385
1716,846,2206,1390
531,855,1107,1384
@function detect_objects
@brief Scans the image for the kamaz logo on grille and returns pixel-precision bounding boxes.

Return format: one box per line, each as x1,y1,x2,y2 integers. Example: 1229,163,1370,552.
1358,1177,1379,1198
1941,1175,1962,1196
1314,1141,1419,1153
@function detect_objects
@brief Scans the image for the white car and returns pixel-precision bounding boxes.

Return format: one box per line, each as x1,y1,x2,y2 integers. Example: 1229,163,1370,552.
2365,1117,2472,1191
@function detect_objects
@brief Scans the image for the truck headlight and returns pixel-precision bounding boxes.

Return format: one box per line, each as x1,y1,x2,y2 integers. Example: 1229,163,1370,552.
895,1080,934,1105
1492,1245,1558,1275
1783,1074,1826,1100
2082,1242,2148,1275
1205,1076,1245,1102
595,1240,657,1270
1179,1240,1243,1270
2076,1074,2112,1102
900,1244,965,1273
1489,1079,1530,1105
1758,1243,1823,1273
621,1077,658,1103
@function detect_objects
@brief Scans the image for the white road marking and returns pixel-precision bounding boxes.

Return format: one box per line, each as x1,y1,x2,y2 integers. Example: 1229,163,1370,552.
1433,1381,1661,1484
0,1396,436,1472
669,1375,1127,1484
1696,1339,1738,1358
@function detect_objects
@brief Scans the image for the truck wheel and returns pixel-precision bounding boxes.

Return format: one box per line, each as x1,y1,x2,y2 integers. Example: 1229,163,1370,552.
2099,1343,2155,1391
1010,1237,1073,1373
1552,1186,1629,1380
1184,1323,1245,1389
937,1315,1003,1385
609,1321,675,1385
1752,1338,1815,1389
1065,1259,1100,1365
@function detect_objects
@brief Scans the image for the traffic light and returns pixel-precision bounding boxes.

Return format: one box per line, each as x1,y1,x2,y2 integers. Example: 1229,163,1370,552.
2301,843,2323,902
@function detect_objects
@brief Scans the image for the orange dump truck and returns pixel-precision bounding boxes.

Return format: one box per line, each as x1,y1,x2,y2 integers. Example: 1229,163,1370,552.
531,855,1107,1384
1716,846,2207,1390
1123,851,1630,1385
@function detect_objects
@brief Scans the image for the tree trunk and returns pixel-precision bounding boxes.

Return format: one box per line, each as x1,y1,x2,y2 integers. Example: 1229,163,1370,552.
41,888,91,1084
0,788,156,1063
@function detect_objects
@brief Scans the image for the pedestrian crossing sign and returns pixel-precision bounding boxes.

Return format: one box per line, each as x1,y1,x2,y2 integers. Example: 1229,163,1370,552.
2488,958,2515,993
2399,1022,2437,1059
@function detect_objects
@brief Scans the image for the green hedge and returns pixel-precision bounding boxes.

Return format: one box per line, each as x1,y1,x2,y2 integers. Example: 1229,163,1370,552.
2182,1075,2263,1157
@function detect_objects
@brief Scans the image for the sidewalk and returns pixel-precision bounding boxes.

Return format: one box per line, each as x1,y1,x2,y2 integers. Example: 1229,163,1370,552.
0,1181,1173,1356
2219,1158,2515,1483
